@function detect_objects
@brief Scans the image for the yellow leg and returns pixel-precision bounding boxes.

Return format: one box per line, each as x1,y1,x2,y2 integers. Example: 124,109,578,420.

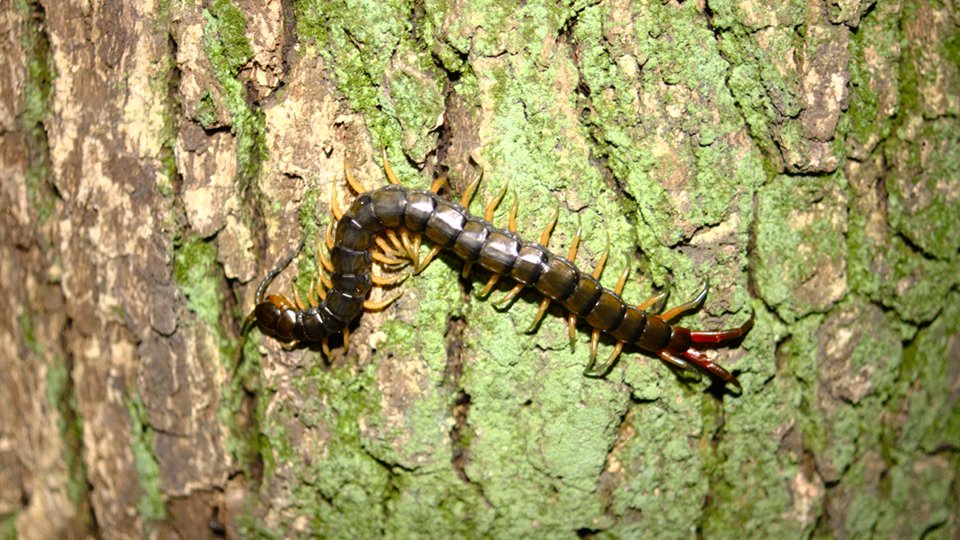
342,326,350,354
325,222,335,251
307,281,318,306
638,291,668,313
461,262,473,279
319,271,332,290
566,222,582,262
384,229,404,252
292,282,307,310
658,350,690,370
371,271,410,286
321,338,331,358
494,282,524,307
382,148,401,185
318,247,334,273
567,314,577,352
527,297,551,333
539,207,559,246
372,250,408,267
584,341,624,377
417,245,442,274
484,182,509,222
344,158,367,194
660,281,709,323
331,187,344,221
398,230,419,267
430,176,448,193
478,272,500,297
364,291,404,311
614,263,630,295
375,236,407,258
589,329,600,362
461,174,482,208
592,237,610,280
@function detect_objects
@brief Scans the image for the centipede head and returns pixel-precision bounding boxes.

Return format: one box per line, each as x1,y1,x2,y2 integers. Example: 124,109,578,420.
249,294,299,342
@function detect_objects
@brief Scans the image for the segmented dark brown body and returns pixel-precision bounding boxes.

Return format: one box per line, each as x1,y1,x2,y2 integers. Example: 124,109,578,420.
254,185,698,359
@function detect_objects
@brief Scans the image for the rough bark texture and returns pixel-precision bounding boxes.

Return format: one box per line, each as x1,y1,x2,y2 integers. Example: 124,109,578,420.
1,0,958,538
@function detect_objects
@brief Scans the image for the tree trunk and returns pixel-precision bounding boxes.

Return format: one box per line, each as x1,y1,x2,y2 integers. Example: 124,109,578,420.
1,0,957,538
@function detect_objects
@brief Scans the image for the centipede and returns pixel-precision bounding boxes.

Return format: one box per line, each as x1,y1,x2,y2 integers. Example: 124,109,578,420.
245,151,754,391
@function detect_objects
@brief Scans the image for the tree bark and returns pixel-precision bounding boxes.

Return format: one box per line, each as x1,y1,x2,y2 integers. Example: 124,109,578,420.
1,0,957,538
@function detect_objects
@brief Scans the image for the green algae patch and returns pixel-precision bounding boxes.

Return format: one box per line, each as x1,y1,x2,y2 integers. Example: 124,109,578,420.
254,364,396,537
755,174,848,323
294,0,447,171
127,397,167,526
202,0,266,184
17,0,57,225
885,119,960,260
573,0,762,287
898,293,960,456
173,238,226,335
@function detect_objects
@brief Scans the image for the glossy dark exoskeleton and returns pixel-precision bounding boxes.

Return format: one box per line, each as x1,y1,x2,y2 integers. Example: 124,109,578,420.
248,184,753,390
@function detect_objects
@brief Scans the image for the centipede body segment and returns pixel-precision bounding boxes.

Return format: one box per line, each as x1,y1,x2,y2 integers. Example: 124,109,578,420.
247,156,754,391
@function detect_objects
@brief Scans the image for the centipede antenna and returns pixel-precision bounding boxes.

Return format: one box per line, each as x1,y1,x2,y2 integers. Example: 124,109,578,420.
484,182,509,222
660,280,709,323
344,159,367,194
508,192,519,232
382,148,401,185
254,237,306,304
